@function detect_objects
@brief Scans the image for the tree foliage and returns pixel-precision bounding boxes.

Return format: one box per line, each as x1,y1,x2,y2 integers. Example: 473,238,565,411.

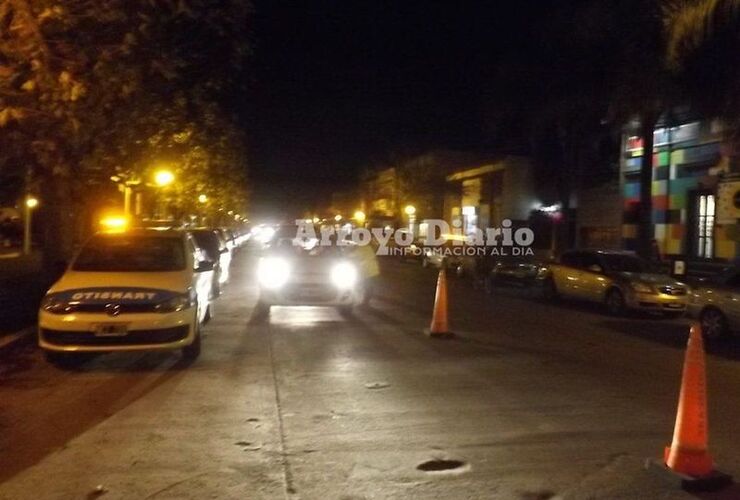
665,0,740,142
0,0,252,261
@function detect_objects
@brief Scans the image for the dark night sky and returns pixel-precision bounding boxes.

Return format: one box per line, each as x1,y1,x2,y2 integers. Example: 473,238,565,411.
245,1,546,218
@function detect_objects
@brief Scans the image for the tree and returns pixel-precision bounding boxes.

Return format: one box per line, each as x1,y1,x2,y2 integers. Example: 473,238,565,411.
0,0,252,270
486,1,626,252
665,0,740,147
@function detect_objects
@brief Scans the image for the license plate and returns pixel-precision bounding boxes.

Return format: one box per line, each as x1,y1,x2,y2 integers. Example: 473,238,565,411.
93,323,128,336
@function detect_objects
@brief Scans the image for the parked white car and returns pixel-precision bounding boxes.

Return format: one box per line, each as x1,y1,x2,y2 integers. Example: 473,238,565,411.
39,229,215,364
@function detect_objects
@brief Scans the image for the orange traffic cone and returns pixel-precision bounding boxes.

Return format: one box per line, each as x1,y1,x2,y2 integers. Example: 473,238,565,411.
427,268,452,338
664,323,714,477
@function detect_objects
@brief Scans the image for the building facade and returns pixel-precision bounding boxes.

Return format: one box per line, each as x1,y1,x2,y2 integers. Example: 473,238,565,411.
444,156,537,235
621,119,738,261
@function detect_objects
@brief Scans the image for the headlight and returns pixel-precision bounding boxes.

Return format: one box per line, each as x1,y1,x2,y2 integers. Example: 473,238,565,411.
258,227,276,243
258,257,290,289
631,281,655,294
155,292,195,313
41,295,74,314
331,262,358,289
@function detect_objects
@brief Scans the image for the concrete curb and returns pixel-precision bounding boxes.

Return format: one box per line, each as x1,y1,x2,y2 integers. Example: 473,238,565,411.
0,326,36,356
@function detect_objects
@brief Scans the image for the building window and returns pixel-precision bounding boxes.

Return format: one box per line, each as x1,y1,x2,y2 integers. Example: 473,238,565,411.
696,194,715,258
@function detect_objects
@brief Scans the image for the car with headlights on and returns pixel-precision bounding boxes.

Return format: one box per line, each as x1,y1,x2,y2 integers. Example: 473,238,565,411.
542,249,689,316
38,229,215,364
255,231,370,316
687,266,740,339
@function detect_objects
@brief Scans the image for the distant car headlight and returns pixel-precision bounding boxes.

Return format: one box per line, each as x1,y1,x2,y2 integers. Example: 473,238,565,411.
41,295,74,314
331,262,358,289
630,281,655,294
258,227,276,244
258,257,290,289
535,266,549,279
155,292,195,313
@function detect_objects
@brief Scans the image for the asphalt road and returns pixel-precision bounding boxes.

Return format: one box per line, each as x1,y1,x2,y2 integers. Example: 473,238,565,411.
2,250,740,499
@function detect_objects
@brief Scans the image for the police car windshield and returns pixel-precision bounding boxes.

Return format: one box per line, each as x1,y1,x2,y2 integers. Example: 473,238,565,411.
73,235,186,272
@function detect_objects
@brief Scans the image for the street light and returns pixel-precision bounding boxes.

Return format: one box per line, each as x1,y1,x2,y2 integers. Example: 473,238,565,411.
198,194,208,204
100,215,129,232
404,205,417,236
154,170,175,187
354,210,366,224
23,196,39,255
334,214,342,222
153,169,175,219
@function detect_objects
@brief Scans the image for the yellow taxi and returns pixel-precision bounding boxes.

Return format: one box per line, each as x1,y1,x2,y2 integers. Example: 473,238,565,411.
542,250,689,316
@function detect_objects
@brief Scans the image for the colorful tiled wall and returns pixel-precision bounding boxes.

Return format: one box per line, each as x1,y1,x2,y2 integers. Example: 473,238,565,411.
621,137,731,258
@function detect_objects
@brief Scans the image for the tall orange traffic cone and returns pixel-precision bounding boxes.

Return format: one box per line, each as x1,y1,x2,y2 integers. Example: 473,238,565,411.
664,323,713,477
426,268,452,338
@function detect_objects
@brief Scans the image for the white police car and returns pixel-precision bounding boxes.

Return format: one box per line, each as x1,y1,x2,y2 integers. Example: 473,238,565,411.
39,229,215,364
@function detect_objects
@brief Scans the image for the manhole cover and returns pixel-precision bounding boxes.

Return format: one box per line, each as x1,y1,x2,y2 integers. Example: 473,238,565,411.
416,459,466,472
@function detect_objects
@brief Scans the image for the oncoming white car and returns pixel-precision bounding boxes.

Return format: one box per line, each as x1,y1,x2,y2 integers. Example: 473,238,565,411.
255,232,375,316
38,229,215,365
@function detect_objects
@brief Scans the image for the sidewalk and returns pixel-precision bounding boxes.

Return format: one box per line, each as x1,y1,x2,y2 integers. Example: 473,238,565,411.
0,252,45,353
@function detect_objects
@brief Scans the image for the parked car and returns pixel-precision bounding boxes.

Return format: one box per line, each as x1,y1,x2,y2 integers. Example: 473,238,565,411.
486,256,548,291
398,237,426,263
687,266,740,338
38,229,214,364
542,249,689,316
421,236,469,276
191,228,232,286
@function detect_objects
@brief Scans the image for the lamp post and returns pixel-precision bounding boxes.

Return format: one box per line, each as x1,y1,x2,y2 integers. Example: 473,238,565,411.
23,196,38,255
353,210,366,226
198,194,208,226
404,204,416,235
154,170,175,219
110,174,141,217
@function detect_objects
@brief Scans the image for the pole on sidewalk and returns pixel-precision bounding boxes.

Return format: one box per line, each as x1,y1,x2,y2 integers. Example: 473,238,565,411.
23,196,38,255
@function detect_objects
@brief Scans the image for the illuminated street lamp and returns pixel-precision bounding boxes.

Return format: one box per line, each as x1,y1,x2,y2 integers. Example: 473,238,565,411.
154,170,175,187
334,214,342,222
353,210,366,224
198,194,208,204
23,196,39,255
100,215,129,232
404,205,417,235
153,169,175,219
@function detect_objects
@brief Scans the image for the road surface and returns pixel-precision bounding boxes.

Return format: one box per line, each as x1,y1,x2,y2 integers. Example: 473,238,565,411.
2,249,740,499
